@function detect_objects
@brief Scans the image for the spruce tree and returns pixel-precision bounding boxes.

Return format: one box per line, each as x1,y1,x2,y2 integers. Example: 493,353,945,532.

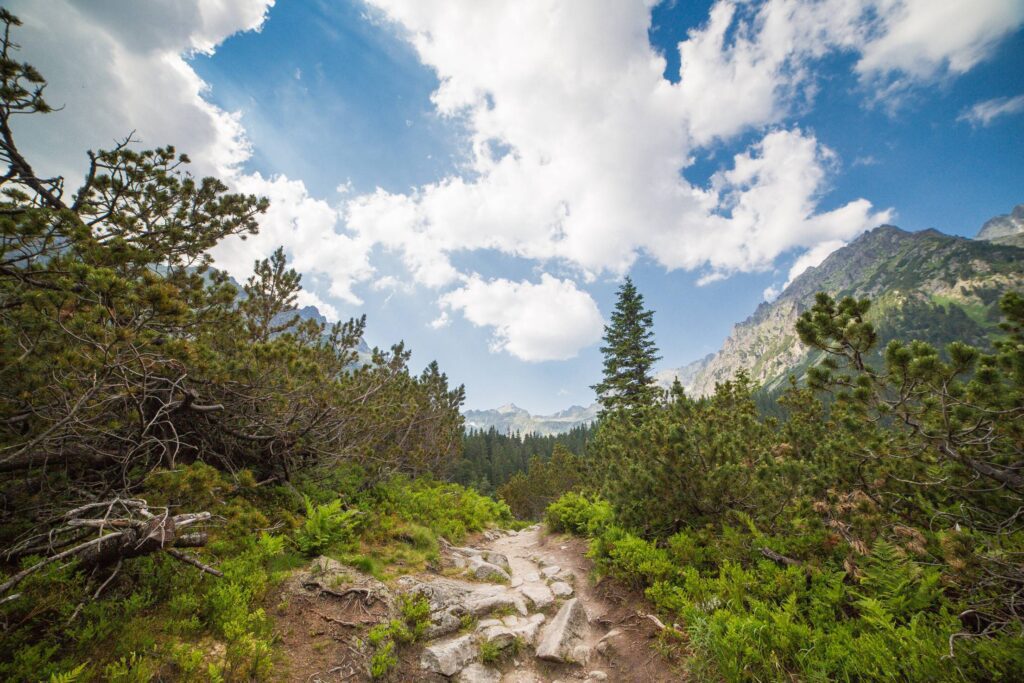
592,277,661,416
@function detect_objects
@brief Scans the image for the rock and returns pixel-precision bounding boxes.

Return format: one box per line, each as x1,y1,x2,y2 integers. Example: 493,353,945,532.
509,576,524,588
536,598,589,662
481,613,546,648
549,581,573,597
587,672,608,681
519,582,554,610
524,571,541,582
541,565,561,578
595,628,623,656
466,591,527,617
471,557,512,583
421,634,479,677
459,662,502,683
483,550,511,572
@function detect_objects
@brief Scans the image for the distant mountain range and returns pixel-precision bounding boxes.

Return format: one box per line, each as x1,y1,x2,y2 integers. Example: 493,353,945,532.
661,204,1024,397
463,403,599,436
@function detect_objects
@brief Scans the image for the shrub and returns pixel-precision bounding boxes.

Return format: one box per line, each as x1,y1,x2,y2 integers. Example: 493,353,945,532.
545,493,613,536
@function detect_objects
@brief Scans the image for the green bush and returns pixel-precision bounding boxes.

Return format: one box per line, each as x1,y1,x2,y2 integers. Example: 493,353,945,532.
545,492,613,536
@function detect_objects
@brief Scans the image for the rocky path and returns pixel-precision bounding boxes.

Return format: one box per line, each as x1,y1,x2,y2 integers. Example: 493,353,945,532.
403,525,679,682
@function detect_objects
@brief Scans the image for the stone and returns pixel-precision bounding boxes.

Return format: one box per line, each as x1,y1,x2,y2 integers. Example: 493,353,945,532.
509,576,524,588
541,565,561,578
481,612,546,648
471,557,512,583
458,662,502,683
594,628,623,656
519,582,554,610
536,598,589,662
587,672,609,681
420,634,479,677
466,591,527,617
524,571,541,582
483,550,511,572
549,581,573,597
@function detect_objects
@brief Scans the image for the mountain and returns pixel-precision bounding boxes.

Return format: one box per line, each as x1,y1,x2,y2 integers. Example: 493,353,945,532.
463,402,599,436
977,203,1024,246
670,219,1024,398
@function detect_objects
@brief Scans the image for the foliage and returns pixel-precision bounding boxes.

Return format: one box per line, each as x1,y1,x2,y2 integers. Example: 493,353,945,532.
0,15,475,679
545,492,614,536
366,594,431,678
565,277,1024,681
592,277,661,417
454,423,593,495
295,497,362,556
498,444,585,519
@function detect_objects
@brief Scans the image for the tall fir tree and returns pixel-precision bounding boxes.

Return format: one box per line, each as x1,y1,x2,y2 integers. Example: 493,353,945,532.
592,277,661,416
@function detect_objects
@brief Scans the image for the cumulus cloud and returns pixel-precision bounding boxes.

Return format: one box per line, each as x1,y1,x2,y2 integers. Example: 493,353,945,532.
212,173,373,305
958,94,1024,127
9,0,376,312
855,0,1024,83
438,274,604,362
10,0,1022,362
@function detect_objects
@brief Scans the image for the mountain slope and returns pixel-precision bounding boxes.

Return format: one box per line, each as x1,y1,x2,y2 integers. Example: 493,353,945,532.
681,223,1024,397
463,403,599,435
977,203,1024,245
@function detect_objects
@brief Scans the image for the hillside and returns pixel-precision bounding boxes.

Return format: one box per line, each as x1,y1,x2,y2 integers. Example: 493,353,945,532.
672,222,1024,397
463,402,599,436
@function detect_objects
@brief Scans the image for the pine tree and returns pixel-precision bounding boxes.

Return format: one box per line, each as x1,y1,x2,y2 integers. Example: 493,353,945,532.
592,277,661,416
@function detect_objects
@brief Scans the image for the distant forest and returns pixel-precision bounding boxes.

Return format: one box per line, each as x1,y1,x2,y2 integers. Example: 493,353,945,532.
452,424,594,494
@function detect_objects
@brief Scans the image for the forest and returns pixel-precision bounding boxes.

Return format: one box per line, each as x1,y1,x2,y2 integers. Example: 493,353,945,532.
1,9,1023,681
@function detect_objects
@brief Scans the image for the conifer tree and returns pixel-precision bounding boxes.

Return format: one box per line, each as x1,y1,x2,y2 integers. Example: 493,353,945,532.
592,277,661,416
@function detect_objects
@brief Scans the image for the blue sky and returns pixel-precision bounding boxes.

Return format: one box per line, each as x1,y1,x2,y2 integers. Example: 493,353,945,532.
15,0,1024,413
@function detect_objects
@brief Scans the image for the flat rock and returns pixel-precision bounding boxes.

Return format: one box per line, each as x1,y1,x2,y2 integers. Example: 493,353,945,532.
549,581,573,597
536,598,589,663
459,662,502,683
509,576,524,588
420,634,478,677
524,571,541,582
541,565,561,578
519,582,554,610
466,591,527,617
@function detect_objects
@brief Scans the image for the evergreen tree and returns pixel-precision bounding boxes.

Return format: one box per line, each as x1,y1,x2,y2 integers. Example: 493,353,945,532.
592,277,661,416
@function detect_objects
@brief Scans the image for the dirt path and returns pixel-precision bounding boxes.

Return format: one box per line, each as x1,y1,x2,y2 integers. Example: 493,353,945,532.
475,525,681,683
271,525,682,682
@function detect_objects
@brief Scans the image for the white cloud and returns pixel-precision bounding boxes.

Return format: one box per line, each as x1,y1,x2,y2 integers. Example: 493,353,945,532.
438,274,604,362
958,94,1024,127
9,0,376,313
856,0,1024,83
212,173,373,305
12,0,1022,363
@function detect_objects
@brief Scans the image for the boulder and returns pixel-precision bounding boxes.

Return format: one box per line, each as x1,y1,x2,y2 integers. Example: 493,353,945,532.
519,582,554,610
471,557,512,583
466,591,528,617
480,613,546,648
483,550,511,572
420,634,479,677
536,598,589,662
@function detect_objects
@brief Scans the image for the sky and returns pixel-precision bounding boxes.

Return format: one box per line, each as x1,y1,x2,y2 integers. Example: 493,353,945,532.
10,0,1024,413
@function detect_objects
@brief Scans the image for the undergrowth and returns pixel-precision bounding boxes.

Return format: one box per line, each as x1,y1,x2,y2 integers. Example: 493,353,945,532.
1,464,512,681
